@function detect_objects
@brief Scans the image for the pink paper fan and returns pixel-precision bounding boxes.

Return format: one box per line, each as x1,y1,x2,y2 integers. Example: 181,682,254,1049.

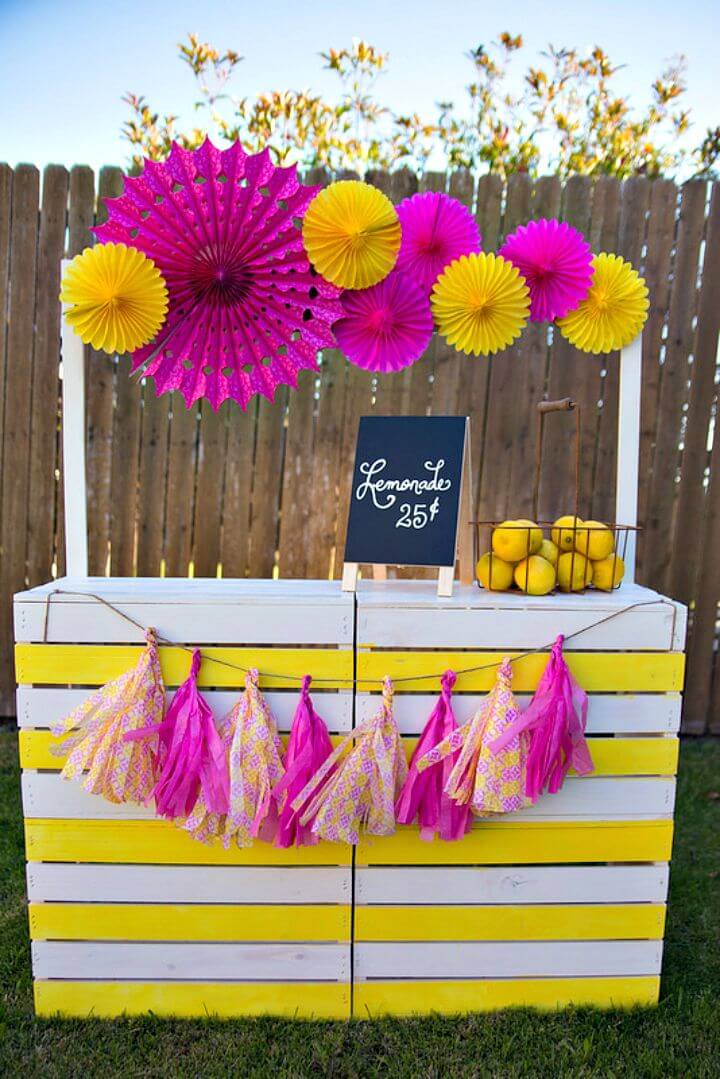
94,139,343,410
499,218,593,322
333,271,433,373
396,191,481,294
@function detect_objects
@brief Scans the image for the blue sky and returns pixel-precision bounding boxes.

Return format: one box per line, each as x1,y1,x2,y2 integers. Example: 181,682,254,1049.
1,0,717,170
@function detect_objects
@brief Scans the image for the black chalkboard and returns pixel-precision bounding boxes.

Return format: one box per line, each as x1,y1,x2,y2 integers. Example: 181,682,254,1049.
344,416,468,568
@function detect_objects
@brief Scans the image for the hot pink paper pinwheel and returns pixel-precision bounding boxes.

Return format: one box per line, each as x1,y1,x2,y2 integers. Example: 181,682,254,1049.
396,191,481,294
499,218,593,322
94,139,343,410
333,270,433,373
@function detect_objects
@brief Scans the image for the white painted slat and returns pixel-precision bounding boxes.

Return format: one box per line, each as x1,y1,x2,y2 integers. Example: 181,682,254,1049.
16,687,353,732
356,581,686,651
356,865,670,905
354,940,662,980
15,577,353,645
21,773,676,822
27,864,350,904
356,692,682,735
32,941,349,982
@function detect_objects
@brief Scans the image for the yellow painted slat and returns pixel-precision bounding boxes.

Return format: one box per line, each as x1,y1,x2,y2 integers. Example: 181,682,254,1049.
353,977,660,1017
35,980,350,1019
19,728,680,776
358,651,685,692
25,819,351,866
14,644,352,689
29,903,351,942
355,904,666,941
357,821,674,865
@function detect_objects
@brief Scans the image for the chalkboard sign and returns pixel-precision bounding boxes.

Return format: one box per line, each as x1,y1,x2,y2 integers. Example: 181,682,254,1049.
344,416,469,575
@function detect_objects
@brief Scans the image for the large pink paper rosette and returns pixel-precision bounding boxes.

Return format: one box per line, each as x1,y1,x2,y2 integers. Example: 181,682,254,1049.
333,270,433,373
94,139,343,409
498,218,593,322
396,191,481,294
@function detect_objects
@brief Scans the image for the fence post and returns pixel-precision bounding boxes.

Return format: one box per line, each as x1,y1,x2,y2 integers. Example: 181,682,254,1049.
616,332,642,583
60,260,88,577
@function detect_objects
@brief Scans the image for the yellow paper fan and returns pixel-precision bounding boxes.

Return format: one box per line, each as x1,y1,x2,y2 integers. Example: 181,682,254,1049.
60,242,168,354
431,252,530,356
302,180,401,290
556,252,649,353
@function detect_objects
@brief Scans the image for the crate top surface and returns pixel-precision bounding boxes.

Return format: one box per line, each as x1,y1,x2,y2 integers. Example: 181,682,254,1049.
14,576,352,607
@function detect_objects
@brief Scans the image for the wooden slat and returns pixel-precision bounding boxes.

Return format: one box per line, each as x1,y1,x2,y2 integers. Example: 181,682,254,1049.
15,643,352,688
354,977,659,1016
19,773,676,823
247,393,286,577
593,176,650,523
357,820,673,865
637,180,678,557
356,650,684,692
356,690,682,734
670,183,720,605
109,353,141,574
192,400,229,577
32,941,349,982
35,980,350,1019
25,818,352,866
163,400,198,577
19,729,679,778
86,167,124,576
277,370,317,577
355,864,669,905
135,383,169,576
27,864,350,904
306,350,346,578
643,181,707,590
355,939,661,979
477,173,533,524
30,902,351,942
0,164,39,714
26,166,68,592
219,401,255,577
538,174,594,521
355,903,665,941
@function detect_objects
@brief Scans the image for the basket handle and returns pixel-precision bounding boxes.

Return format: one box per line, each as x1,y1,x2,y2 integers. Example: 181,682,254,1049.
532,397,581,523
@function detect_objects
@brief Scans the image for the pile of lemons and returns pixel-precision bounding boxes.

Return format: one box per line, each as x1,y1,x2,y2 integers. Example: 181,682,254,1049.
477,516,625,595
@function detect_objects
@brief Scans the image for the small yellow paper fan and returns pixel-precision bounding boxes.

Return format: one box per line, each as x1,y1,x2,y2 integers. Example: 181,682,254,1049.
302,180,401,290
431,252,530,356
60,242,168,354
557,252,649,353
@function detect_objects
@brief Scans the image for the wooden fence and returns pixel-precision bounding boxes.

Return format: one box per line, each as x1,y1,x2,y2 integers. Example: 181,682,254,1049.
1,163,719,732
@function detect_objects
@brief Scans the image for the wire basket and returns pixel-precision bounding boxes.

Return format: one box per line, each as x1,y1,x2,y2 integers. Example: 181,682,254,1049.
472,398,642,594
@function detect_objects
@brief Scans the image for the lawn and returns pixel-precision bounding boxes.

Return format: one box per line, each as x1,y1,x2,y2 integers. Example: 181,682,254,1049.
0,727,718,1078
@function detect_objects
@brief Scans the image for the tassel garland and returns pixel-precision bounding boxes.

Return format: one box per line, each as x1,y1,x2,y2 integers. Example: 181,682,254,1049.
274,676,334,848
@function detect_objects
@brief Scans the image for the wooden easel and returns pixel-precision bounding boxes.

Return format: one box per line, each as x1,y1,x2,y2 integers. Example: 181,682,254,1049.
342,418,475,597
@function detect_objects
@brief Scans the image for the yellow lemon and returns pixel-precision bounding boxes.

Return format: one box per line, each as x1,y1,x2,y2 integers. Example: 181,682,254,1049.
574,520,614,561
557,551,593,592
592,554,625,591
476,552,514,591
514,555,556,596
538,538,559,566
492,520,541,562
551,515,584,552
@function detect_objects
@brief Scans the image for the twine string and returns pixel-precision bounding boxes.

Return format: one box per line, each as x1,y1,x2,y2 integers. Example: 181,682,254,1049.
40,587,676,688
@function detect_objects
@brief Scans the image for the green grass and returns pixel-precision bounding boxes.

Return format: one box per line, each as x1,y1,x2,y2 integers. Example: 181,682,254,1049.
0,727,718,1079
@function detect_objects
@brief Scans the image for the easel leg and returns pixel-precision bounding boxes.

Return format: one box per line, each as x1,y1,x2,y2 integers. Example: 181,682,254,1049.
341,562,359,592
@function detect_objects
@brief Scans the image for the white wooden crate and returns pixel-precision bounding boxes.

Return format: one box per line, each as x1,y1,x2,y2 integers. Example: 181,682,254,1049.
15,577,354,1020
353,579,684,1017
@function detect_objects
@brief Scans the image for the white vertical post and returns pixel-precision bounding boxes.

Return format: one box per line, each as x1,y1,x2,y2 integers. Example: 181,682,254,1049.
616,332,642,583
60,259,89,577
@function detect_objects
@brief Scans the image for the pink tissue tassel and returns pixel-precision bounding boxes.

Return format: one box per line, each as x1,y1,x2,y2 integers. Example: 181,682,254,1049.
489,635,594,801
127,648,230,819
273,675,334,847
395,670,472,841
